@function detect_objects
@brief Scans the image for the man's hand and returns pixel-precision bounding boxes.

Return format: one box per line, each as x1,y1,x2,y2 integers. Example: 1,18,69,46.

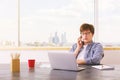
76,59,86,64
74,36,83,57
77,36,83,49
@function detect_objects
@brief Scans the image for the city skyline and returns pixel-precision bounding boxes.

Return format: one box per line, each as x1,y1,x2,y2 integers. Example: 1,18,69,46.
0,0,120,47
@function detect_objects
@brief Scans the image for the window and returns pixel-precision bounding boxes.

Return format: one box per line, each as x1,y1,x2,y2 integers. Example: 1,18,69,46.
20,0,94,47
2,0,119,47
98,0,120,46
0,0,18,47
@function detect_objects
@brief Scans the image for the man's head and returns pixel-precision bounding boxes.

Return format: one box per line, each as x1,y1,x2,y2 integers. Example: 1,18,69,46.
80,23,94,44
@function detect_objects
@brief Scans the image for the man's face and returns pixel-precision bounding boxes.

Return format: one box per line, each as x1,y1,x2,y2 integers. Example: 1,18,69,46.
81,30,93,43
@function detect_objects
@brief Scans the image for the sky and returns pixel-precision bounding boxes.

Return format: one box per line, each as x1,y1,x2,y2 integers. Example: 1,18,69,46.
0,0,120,45
20,0,94,43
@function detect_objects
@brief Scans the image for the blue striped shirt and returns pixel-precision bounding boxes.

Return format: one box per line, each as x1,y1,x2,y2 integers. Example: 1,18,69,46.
70,41,104,65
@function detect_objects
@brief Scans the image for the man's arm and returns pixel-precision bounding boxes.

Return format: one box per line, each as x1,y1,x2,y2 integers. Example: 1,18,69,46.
74,37,83,57
76,59,86,64
85,43,104,64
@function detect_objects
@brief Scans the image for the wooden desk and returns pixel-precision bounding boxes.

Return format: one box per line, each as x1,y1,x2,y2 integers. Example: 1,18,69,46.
0,63,120,80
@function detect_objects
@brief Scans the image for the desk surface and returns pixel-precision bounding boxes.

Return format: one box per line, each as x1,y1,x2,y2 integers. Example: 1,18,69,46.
0,63,120,80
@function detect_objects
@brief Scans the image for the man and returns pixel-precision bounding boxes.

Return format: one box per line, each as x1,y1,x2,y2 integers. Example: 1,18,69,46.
70,23,104,65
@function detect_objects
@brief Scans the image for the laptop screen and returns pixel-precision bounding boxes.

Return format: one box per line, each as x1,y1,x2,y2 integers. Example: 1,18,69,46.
48,52,85,71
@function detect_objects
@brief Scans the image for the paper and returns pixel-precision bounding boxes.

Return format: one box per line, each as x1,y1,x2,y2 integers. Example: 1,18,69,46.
38,62,51,68
92,65,114,70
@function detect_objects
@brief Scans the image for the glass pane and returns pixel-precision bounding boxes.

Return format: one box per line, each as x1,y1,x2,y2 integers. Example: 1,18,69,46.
0,0,18,47
20,0,94,47
98,0,120,46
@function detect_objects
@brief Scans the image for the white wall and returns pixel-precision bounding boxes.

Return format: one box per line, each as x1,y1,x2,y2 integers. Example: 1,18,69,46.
0,50,120,64
0,50,68,64
101,50,120,65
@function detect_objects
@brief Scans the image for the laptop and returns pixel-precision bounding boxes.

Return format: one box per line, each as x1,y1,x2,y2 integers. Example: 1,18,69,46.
48,51,85,71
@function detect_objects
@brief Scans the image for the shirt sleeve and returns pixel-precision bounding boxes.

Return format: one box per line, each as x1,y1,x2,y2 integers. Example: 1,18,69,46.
85,43,104,65
69,43,77,52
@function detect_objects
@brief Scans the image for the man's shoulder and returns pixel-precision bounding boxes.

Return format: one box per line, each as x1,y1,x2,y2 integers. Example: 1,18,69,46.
92,42,103,48
72,43,77,47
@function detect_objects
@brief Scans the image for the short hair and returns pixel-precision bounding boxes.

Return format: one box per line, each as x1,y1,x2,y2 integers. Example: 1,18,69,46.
80,23,94,34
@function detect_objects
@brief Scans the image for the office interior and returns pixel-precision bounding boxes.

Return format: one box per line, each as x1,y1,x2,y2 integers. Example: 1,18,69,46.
0,0,120,65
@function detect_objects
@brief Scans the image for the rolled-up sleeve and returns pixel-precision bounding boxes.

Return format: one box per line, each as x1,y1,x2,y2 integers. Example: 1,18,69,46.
85,43,104,65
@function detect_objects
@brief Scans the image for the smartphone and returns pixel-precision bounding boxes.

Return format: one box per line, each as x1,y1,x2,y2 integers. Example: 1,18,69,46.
80,36,84,45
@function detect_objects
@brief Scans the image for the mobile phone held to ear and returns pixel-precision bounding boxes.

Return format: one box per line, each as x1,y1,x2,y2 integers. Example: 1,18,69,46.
80,36,84,45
